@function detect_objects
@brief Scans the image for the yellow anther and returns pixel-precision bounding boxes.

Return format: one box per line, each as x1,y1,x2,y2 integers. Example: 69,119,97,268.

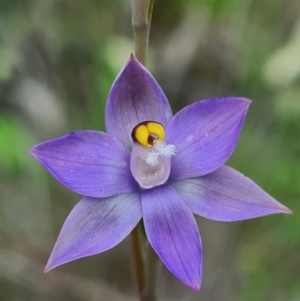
146,122,165,142
135,124,152,147
132,121,166,148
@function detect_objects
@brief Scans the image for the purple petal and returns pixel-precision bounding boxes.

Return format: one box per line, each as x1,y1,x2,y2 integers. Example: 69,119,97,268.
31,131,137,197
141,185,202,290
45,191,142,271
105,55,173,149
166,97,251,180
171,166,291,221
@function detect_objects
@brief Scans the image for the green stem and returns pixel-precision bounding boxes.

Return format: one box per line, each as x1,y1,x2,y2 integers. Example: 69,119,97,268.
147,0,154,26
130,1,157,300
131,0,154,66
130,226,145,300
131,224,159,301
142,242,159,301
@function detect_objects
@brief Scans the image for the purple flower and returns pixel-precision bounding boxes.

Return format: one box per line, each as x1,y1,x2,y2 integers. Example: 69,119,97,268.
30,55,290,291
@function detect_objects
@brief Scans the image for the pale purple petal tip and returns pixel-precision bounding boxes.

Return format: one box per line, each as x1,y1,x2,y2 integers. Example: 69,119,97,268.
105,55,173,149
45,191,142,272
171,165,291,222
30,131,137,198
141,185,202,290
167,97,251,180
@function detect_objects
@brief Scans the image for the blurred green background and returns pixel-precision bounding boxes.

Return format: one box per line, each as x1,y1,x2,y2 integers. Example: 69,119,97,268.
0,0,299,300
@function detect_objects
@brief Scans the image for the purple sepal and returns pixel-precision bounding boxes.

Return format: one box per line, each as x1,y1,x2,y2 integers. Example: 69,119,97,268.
166,97,251,180
141,185,202,291
105,55,173,149
171,165,291,221
30,131,137,198
45,191,142,272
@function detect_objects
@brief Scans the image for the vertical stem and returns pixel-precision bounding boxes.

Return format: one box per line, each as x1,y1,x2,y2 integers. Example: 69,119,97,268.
131,0,154,66
130,226,145,300
130,1,157,301
142,242,159,301
131,227,159,301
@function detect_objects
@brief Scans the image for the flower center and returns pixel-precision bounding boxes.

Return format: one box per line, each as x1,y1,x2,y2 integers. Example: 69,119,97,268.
130,121,176,189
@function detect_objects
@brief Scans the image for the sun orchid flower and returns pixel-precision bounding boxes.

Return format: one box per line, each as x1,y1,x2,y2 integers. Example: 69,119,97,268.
30,55,290,291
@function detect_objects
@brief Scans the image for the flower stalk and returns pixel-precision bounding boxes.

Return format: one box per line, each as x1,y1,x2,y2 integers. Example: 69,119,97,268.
130,1,157,300
143,241,160,301
131,0,154,66
130,226,145,300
